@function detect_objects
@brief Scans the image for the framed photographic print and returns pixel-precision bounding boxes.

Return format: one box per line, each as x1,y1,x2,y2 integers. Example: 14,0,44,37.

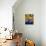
25,14,34,25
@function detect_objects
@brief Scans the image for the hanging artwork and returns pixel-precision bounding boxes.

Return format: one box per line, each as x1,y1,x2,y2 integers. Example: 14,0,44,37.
25,14,34,25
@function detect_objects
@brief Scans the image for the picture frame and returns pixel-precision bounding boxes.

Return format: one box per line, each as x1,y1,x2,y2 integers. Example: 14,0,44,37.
25,14,34,25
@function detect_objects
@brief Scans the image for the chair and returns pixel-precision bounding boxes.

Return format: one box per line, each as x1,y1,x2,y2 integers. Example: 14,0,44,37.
15,33,23,46
25,40,35,46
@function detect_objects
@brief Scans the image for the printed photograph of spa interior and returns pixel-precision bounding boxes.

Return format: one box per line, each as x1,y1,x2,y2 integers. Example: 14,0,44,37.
0,0,46,46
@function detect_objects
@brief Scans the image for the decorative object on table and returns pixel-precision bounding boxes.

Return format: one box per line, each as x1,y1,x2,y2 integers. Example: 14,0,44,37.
25,40,35,46
5,28,12,40
25,14,34,25
4,28,7,31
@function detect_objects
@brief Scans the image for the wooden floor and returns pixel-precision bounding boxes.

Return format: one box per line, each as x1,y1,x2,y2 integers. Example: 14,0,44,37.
0,39,16,46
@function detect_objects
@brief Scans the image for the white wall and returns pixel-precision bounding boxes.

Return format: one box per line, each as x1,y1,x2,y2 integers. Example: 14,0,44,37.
41,0,46,46
13,0,41,46
0,0,16,30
